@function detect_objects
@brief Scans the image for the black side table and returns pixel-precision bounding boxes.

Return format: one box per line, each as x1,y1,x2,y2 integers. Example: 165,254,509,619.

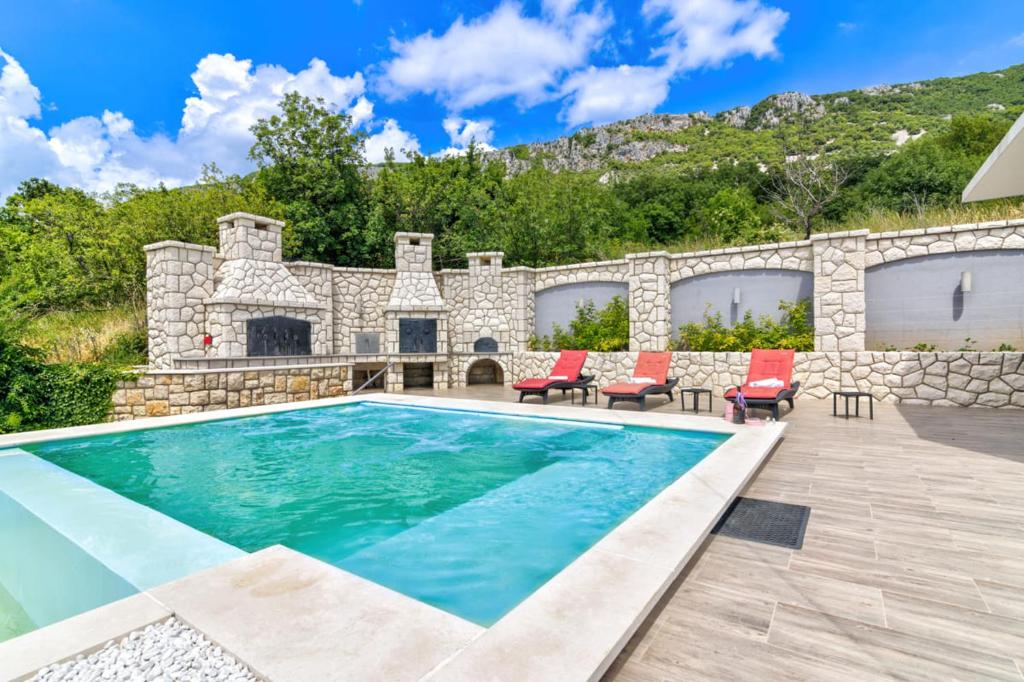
832,391,874,419
679,387,713,414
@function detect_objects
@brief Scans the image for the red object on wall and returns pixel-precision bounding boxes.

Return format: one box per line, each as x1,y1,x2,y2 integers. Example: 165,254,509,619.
203,334,213,346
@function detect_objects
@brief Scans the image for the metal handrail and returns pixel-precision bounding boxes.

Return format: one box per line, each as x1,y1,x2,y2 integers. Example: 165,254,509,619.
352,362,394,395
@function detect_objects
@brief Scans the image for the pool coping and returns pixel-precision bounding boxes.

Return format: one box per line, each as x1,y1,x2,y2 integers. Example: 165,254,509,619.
0,394,786,681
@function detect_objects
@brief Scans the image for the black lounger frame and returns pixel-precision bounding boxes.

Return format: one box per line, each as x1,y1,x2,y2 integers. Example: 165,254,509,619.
604,378,679,411
724,381,801,420
516,375,596,405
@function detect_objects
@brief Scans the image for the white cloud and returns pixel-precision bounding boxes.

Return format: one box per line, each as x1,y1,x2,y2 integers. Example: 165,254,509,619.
364,118,420,163
642,0,788,72
377,1,611,110
560,65,671,126
1008,32,1024,48
0,48,42,119
348,95,375,128
443,116,495,147
435,116,496,157
557,0,788,126
542,0,579,19
0,49,415,198
0,49,69,198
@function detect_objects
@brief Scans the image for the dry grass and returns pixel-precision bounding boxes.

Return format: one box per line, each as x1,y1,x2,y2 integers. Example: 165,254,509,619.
832,200,1024,234
22,305,144,363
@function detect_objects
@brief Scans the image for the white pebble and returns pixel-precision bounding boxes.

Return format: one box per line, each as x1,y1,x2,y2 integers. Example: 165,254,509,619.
27,618,257,682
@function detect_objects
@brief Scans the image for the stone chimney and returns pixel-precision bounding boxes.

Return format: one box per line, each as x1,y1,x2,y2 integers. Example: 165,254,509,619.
217,212,284,262
393,232,433,272
464,252,507,352
386,232,445,311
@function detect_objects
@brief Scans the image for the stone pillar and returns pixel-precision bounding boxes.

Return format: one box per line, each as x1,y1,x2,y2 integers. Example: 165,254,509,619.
811,230,868,352
507,267,535,352
627,251,671,351
145,241,215,368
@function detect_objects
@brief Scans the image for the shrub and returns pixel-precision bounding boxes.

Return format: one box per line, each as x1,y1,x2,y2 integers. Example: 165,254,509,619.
572,130,597,148
509,144,531,160
675,299,814,352
0,334,131,433
98,328,148,365
530,296,629,352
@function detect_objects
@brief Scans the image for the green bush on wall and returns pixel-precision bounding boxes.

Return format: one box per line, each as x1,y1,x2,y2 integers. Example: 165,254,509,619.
0,334,132,433
675,299,814,352
530,296,630,352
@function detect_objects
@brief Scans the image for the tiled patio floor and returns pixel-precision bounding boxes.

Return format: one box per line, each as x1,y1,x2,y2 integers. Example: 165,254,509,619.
409,385,1024,681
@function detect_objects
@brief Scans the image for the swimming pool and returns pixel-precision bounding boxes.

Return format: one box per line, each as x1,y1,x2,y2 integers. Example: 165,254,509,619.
24,401,729,626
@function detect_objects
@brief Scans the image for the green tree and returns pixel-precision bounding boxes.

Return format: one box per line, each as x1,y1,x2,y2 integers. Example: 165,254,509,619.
493,167,645,267
856,115,1012,213
249,93,369,265
700,186,767,244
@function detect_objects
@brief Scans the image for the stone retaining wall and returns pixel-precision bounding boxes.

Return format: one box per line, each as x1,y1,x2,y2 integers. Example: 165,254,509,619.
144,213,1024,392
512,351,1023,408
111,365,349,420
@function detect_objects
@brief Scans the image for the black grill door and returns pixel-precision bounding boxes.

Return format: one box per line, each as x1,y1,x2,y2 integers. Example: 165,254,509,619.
247,316,312,356
398,319,437,353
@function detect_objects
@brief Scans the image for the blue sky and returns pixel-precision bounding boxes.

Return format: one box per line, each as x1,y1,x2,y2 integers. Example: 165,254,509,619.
1,0,1023,197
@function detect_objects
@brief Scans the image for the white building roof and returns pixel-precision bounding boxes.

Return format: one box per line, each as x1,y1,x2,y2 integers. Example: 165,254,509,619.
963,112,1024,202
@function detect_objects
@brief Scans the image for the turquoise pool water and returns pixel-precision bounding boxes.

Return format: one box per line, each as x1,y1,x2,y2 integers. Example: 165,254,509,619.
27,402,728,625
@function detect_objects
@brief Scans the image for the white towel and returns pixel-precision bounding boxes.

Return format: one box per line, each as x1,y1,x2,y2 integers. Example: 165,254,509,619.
749,378,784,388
549,375,569,381
629,377,656,384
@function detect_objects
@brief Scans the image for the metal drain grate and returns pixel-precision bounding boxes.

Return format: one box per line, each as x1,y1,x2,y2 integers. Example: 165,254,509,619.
711,497,811,549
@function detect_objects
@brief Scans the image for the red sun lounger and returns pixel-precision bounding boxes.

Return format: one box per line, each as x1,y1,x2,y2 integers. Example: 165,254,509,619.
724,348,800,420
601,352,678,411
513,350,592,404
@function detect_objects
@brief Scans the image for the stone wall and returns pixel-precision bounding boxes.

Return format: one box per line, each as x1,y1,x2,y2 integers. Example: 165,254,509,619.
667,240,813,280
845,352,1024,407
145,241,215,368
143,213,1024,396
866,220,1024,265
532,259,629,290
111,365,350,420
332,268,394,354
511,351,1023,408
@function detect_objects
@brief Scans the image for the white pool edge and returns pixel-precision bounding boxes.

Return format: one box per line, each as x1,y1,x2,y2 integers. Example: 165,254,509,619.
0,394,785,681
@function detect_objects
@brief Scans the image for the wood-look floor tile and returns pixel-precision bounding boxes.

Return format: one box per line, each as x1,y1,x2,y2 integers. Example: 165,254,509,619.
768,603,1023,681
692,553,885,626
701,534,793,568
641,620,890,682
881,591,1024,660
976,580,1024,620
658,583,775,640
787,554,989,611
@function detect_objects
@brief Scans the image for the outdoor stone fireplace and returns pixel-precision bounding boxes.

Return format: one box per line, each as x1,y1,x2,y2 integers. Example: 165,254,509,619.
145,213,333,369
383,232,449,390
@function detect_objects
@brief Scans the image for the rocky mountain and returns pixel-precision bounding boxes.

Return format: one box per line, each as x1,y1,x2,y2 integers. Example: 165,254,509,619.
483,64,1024,174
